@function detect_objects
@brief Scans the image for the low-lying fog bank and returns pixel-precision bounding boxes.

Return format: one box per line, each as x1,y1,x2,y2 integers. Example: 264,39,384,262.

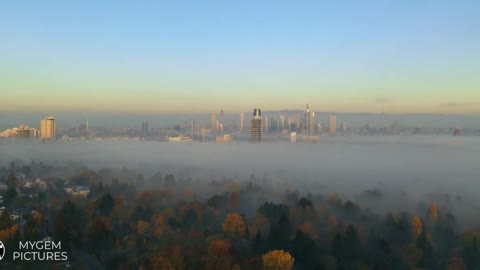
1,135,480,227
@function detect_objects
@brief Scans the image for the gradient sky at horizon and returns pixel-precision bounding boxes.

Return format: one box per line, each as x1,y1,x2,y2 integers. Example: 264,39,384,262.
1,1,479,114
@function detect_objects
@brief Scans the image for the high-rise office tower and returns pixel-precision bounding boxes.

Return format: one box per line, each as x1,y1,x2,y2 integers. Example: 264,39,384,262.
40,116,56,140
240,113,245,131
263,115,269,133
329,114,337,133
342,121,347,132
210,113,217,130
279,115,285,130
393,120,399,135
250,108,262,142
141,121,148,136
305,104,311,134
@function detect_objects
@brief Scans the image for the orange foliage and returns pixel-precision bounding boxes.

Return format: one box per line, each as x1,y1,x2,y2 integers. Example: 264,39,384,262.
222,213,247,237
262,250,295,270
150,247,184,270
412,216,423,240
204,239,233,269
114,194,127,206
427,203,439,225
328,214,338,232
230,192,240,208
298,222,318,240
188,230,204,239
137,220,150,235
254,213,270,236
0,224,18,241
226,180,240,192
208,239,231,255
152,215,165,238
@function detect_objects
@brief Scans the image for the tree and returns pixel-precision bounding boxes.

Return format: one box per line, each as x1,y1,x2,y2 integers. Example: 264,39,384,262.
223,213,247,237
164,174,176,188
3,186,17,207
412,216,423,240
258,203,289,224
137,220,151,235
427,203,439,226
97,193,115,216
446,257,467,270
136,173,145,186
87,217,117,257
291,230,316,268
150,247,184,270
297,197,313,209
6,171,17,187
55,200,86,249
402,243,422,269
262,250,294,270
207,194,229,209
204,240,233,270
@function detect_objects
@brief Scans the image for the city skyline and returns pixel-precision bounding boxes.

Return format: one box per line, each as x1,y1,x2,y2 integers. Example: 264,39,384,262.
1,1,479,114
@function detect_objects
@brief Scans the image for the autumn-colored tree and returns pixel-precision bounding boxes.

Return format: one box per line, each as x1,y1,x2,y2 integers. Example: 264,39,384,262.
230,191,240,209
152,214,166,238
208,239,231,255
150,247,184,270
328,214,338,233
262,250,294,270
87,216,116,256
402,243,423,269
413,216,423,240
137,220,151,235
298,222,318,240
0,224,18,242
427,203,439,226
222,213,247,237
446,257,467,270
253,213,270,237
204,240,233,270
150,256,176,270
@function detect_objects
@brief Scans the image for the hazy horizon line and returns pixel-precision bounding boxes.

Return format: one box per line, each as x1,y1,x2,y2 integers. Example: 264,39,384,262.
2,109,480,116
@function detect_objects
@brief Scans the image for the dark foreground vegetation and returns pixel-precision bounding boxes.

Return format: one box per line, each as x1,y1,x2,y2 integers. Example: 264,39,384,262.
0,161,478,270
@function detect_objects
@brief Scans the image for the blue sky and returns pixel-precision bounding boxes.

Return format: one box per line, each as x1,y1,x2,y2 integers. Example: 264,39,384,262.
1,1,479,113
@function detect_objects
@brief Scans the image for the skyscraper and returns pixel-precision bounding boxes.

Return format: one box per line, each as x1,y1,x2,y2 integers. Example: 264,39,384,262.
40,116,56,140
250,108,262,142
263,115,269,133
240,113,245,131
279,115,285,130
329,115,337,133
393,120,399,135
342,121,347,132
305,104,311,134
141,121,148,136
210,113,217,130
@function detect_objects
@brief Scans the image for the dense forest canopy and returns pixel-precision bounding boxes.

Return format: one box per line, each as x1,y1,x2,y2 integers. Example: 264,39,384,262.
0,161,479,269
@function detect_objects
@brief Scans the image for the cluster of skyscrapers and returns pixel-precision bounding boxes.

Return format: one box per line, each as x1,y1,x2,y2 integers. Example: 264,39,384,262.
0,116,56,140
244,105,349,142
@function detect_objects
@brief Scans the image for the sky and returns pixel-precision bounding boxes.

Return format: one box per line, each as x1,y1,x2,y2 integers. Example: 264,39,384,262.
1,1,479,114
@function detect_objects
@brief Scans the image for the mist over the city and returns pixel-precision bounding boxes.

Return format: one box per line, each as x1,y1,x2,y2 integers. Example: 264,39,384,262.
2,1,480,269
2,137,480,220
